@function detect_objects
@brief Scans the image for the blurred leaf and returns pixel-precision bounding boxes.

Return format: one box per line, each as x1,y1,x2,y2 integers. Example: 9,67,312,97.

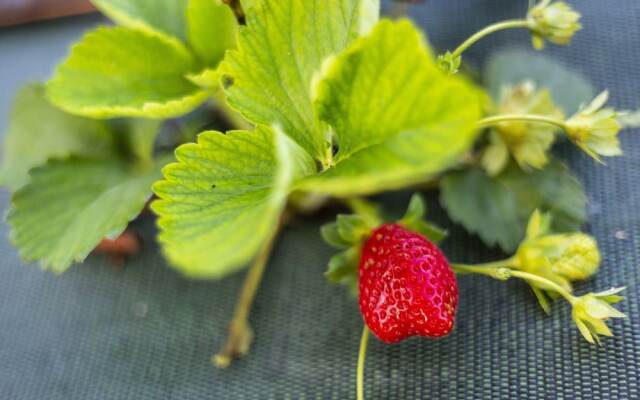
152,127,315,278
7,157,166,273
485,48,594,114
336,214,370,243
221,0,377,160
440,160,586,252
299,20,484,195
186,68,221,90
321,222,351,249
0,84,116,192
92,0,189,41
115,119,163,165
187,0,237,67
47,27,208,119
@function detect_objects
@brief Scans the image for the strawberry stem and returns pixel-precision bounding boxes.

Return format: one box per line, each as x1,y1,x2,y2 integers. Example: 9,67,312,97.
452,258,516,279
213,213,287,368
477,114,568,131
449,19,530,60
508,270,577,304
452,263,577,304
357,326,370,400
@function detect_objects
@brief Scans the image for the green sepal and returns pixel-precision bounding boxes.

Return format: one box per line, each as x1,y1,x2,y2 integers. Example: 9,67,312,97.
336,214,371,244
401,193,426,222
325,247,359,294
321,201,379,293
405,219,447,244
437,51,462,74
531,286,552,315
320,222,351,249
321,215,364,294
399,194,447,243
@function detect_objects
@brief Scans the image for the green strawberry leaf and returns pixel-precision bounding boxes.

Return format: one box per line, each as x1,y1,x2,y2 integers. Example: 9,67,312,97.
0,83,116,192
7,157,167,273
91,0,189,41
485,48,595,115
239,0,258,12
187,0,237,67
47,27,208,119
299,20,484,195
220,0,379,161
440,160,586,252
152,126,315,278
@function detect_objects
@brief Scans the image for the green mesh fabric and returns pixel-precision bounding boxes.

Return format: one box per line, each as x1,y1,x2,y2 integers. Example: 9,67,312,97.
1,1,639,398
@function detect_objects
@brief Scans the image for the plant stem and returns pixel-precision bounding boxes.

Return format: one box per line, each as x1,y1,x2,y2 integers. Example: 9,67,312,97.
357,326,370,400
452,258,516,279
450,19,530,59
477,114,568,131
213,216,285,368
508,270,576,304
452,262,577,304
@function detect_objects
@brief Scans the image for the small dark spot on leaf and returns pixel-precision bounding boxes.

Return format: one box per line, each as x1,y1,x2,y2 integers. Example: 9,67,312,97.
211,184,217,189
221,75,234,89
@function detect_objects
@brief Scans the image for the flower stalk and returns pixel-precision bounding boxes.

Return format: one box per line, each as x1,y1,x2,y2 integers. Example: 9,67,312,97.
477,90,623,162
477,114,568,130
439,1,582,73
452,262,575,301
450,19,529,59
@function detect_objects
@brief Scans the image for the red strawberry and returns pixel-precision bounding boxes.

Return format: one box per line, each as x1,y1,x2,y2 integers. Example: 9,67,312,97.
358,223,458,343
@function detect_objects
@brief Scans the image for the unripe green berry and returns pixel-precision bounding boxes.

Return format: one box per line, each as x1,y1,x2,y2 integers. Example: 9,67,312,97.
549,233,600,281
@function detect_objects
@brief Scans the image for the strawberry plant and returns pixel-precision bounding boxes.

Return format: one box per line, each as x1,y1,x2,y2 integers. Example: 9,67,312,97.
1,0,638,397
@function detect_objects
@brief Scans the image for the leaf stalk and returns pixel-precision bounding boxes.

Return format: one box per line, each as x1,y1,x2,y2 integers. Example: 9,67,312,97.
213,213,287,368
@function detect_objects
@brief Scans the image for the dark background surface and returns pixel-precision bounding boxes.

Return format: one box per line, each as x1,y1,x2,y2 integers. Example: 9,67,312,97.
1,1,639,398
